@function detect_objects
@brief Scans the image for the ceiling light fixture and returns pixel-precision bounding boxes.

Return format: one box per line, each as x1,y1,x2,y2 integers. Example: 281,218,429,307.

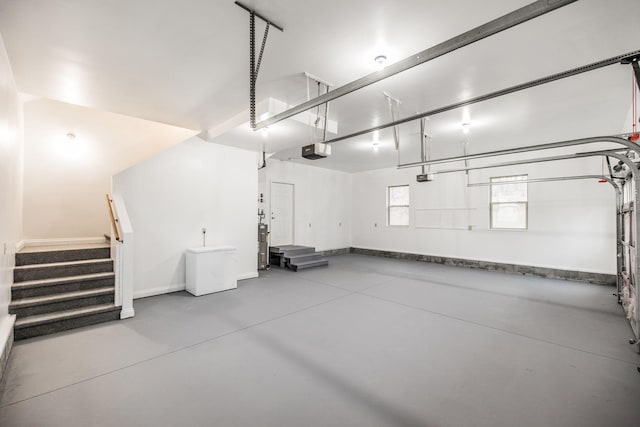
374,55,387,70
66,132,76,140
462,122,471,134
372,130,380,152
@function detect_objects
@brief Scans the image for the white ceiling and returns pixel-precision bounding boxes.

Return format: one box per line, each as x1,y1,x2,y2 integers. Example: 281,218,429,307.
0,0,639,173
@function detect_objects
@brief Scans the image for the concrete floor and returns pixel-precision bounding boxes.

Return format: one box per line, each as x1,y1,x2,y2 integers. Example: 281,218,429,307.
1,254,639,426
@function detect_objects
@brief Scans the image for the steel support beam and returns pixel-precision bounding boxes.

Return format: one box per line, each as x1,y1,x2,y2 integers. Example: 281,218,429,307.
312,50,640,145
467,174,614,187
254,0,577,130
398,136,640,169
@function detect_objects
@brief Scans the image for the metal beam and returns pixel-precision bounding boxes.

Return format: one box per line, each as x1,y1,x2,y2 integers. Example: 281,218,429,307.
254,0,577,130
235,1,284,32
467,174,614,187
397,136,640,169
315,50,640,145
622,53,640,88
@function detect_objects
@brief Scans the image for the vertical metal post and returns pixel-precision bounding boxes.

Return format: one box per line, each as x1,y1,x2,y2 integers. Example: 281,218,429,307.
634,175,640,349
249,12,256,129
615,186,623,303
322,85,330,142
419,118,426,175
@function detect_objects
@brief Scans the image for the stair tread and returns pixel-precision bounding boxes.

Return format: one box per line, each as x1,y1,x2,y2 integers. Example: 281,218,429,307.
14,258,112,270
10,287,115,308
270,245,314,253
15,304,119,328
286,253,322,260
18,243,110,253
12,272,115,288
292,258,329,266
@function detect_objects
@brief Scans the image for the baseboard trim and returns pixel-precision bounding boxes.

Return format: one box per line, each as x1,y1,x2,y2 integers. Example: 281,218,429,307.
119,307,135,319
134,283,186,299
238,272,259,280
317,248,350,257
349,247,616,286
15,240,25,252
0,315,16,382
22,237,108,247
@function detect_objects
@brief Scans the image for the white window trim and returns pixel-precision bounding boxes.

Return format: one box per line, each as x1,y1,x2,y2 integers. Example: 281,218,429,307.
388,184,410,227
489,175,528,231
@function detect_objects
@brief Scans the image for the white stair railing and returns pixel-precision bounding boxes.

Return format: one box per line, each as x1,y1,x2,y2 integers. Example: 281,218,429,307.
107,193,135,319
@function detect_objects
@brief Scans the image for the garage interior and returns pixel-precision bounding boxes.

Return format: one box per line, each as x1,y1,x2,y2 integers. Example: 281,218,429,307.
0,0,639,426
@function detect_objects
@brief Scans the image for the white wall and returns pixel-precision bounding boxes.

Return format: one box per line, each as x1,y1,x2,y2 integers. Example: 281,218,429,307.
113,137,258,298
259,159,351,252
22,98,196,240
351,155,616,274
0,33,22,360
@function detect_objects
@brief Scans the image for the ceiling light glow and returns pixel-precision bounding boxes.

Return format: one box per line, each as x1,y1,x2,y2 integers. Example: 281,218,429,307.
55,131,88,160
462,122,471,134
374,55,387,70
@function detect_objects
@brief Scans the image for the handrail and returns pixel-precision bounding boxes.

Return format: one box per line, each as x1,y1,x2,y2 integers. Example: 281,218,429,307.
106,193,123,242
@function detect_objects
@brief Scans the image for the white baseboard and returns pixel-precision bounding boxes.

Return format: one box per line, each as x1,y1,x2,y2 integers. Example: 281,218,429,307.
134,283,186,299
22,237,108,247
238,272,259,281
15,240,24,252
119,307,135,319
0,314,16,380
133,272,258,299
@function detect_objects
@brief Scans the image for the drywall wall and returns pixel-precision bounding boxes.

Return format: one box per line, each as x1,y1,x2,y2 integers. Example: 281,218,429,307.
113,137,258,298
22,98,196,240
259,159,352,251
0,33,22,375
351,155,616,274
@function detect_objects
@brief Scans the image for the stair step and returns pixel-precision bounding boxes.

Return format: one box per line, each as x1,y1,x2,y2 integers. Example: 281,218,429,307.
14,304,121,340
270,245,314,254
291,259,329,271
10,287,115,317
286,253,323,263
282,247,316,256
12,272,115,299
14,259,113,282
16,246,110,266
269,245,301,254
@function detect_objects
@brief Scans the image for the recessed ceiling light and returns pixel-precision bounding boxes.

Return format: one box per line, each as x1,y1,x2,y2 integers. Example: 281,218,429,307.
374,55,387,70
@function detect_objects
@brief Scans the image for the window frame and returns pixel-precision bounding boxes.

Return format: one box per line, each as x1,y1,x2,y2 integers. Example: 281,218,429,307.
387,184,410,227
489,174,528,231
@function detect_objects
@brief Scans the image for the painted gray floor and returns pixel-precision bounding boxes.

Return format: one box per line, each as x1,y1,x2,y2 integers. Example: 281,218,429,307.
1,254,639,426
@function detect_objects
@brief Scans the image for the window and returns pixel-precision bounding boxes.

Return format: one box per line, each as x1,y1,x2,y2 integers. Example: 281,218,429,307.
388,185,410,226
490,175,527,230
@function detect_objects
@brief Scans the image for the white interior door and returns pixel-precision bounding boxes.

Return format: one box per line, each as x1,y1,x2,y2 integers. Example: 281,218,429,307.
270,182,294,246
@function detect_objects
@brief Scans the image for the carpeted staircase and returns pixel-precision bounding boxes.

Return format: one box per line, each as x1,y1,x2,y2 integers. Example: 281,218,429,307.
11,244,121,340
269,245,329,271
